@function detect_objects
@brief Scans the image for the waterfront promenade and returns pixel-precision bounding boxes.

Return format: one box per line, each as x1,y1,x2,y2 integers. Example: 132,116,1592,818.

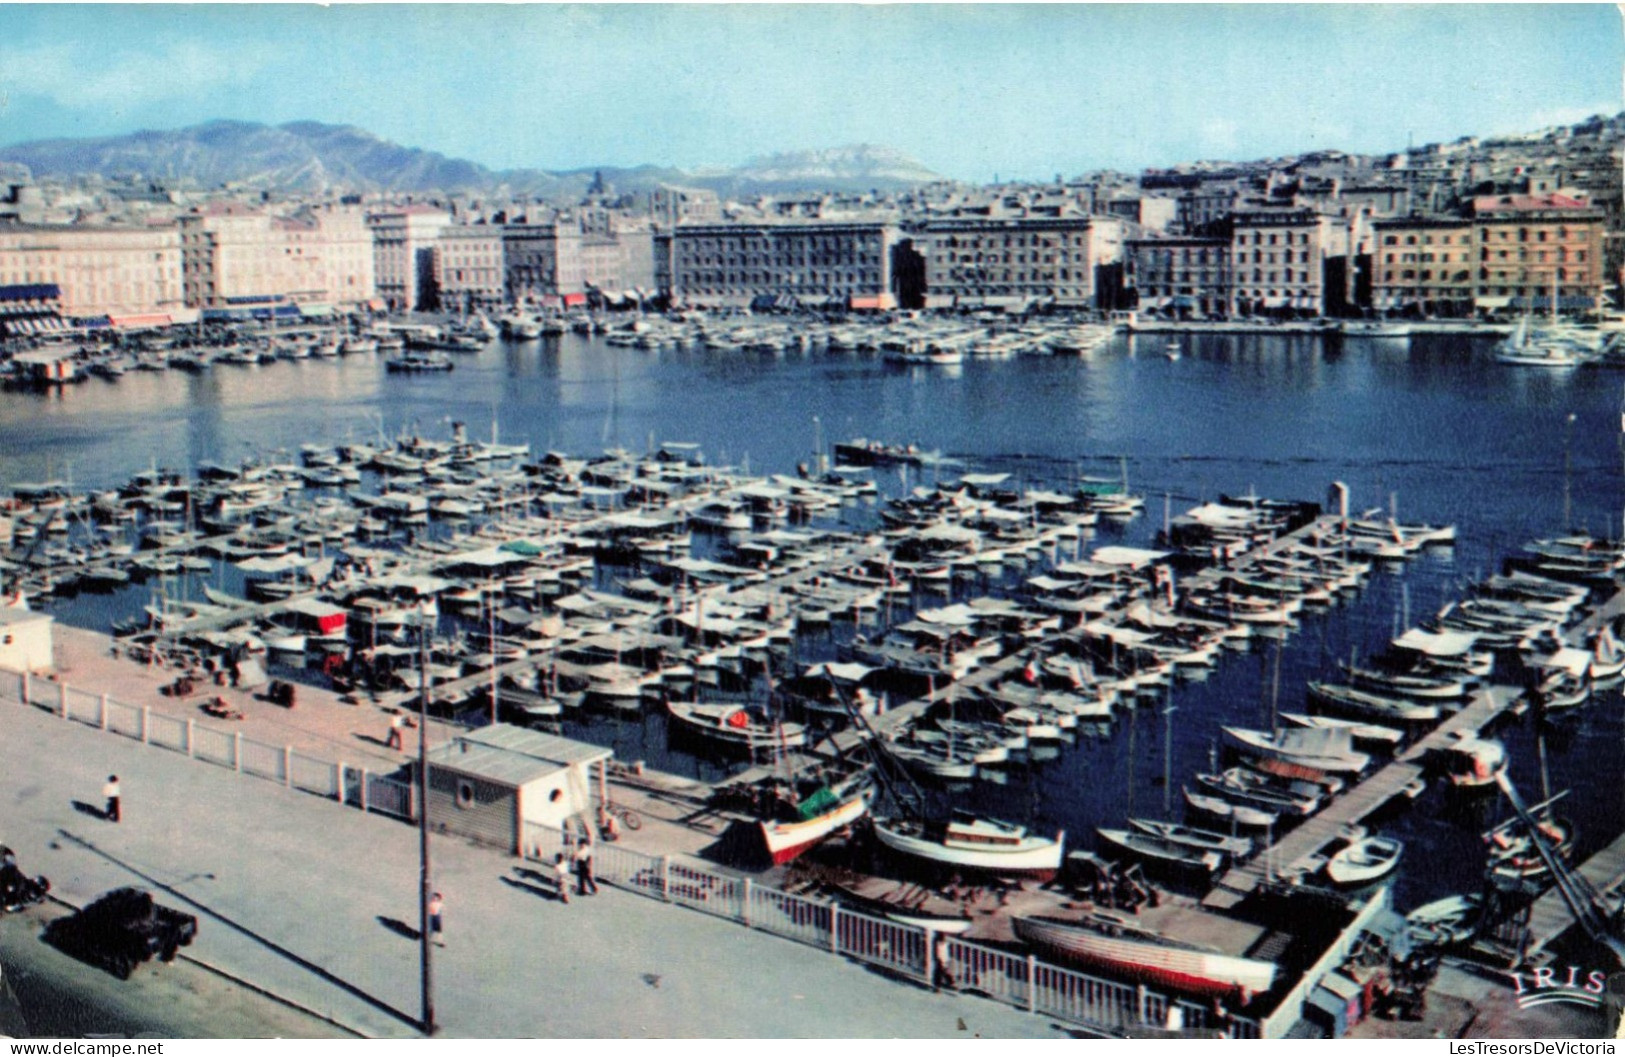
0,700,1061,1038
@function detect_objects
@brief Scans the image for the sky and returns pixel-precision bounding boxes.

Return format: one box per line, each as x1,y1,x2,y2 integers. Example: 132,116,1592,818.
0,4,1619,182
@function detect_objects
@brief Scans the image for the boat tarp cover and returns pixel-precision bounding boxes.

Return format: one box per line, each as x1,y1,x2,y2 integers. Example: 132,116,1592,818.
1090,545,1171,569
499,539,549,556
236,553,314,575
797,786,840,820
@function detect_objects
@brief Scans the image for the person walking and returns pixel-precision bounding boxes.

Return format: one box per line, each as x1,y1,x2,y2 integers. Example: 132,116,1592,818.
385,712,405,751
427,892,445,947
103,775,121,823
553,853,571,905
931,931,956,993
574,839,598,896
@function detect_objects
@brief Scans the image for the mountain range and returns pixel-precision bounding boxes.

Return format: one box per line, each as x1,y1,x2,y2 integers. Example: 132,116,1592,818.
0,120,946,199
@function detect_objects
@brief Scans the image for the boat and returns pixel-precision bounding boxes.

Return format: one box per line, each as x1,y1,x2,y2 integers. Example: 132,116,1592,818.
759,778,872,865
1338,663,1468,700
1406,894,1482,947
831,881,974,934
872,811,1064,878
1096,828,1222,873
666,701,806,751
1193,768,1322,818
1222,725,1371,774
1182,788,1279,829
1306,681,1441,724
832,438,930,467
1325,836,1403,885
1439,731,1508,788
1012,913,1278,1001
1279,712,1403,748
385,351,454,373
1126,818,1252,858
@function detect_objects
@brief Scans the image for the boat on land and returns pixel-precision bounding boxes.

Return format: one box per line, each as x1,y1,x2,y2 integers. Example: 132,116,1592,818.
666,701,807,751
757,776,872,865
1012,913,1279,1000
872,811,1064,878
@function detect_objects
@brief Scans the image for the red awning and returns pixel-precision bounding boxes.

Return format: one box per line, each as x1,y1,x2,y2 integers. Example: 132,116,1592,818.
562,292,587,308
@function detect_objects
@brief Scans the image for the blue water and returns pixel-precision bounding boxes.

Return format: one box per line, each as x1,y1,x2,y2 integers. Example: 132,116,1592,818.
4,330,1622,909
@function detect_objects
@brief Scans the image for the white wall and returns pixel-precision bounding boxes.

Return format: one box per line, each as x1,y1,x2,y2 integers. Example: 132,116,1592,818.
0,614,54,673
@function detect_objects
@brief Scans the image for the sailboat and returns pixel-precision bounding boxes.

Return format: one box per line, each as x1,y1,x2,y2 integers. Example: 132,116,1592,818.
1495,273,1597,367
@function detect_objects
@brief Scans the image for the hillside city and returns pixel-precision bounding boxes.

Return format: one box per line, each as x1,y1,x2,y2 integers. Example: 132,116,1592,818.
0,111,1620,336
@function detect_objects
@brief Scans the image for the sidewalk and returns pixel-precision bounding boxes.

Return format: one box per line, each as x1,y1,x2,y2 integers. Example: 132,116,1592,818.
0,700,1062,1038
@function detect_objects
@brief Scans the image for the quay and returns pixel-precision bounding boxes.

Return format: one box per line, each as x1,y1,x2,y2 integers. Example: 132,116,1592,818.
1522,829,1625,961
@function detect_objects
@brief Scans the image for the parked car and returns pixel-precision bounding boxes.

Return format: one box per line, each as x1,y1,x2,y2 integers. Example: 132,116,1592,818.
43,887,198,979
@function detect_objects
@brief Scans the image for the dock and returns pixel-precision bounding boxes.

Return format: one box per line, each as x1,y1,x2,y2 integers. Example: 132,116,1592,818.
1205,685,1523,910
1562,583,1625,644
1522,828,1625,960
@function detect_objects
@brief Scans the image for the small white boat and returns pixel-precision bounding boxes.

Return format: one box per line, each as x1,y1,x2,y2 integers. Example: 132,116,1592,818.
1406,894,1481,946
666,701,806,751
873,811,1064,879
1325,836,1403,885
1222,725,1371,774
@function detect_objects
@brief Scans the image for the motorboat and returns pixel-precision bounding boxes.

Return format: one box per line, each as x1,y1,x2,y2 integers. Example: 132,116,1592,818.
1325,836,1403,885
872,811,1064,879
1406,894,1482,947
1439,731,1508,788
1013,913,1278,1000
1126,818,1252,858
1279,711,1403,749
1222,725,1371,774
1306,681,1443,724
1182,788,1278,829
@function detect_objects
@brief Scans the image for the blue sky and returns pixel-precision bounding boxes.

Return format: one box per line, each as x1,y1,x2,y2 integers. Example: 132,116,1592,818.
0,4,1618,181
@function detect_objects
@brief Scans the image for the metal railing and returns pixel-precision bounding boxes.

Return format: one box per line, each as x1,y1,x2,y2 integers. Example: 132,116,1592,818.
522,821,1259,1039
1,667,417,826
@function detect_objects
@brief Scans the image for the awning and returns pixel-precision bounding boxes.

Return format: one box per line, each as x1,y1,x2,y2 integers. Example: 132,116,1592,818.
849,293,897,311
299,303,334,318
562,292,587,308
109,313,172,330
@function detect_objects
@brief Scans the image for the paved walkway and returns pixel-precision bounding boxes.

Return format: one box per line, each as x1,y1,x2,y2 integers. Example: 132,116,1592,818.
0,700,1062,1038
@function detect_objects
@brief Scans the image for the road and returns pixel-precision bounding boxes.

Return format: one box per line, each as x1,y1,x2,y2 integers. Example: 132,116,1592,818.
0,699,1062,1038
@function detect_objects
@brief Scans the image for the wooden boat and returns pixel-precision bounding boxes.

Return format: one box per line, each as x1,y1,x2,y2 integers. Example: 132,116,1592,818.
1096,828,1222,873
758,778,871,865
872,812,1064,879
1440,731,1508,788
666,702,806,751
1013,914,1278,1000
1307,681,1441,723
1194,768,1321,818
831,881,974,934
1325,836,1403,885
1223,725,1370,774
1127,818,1252,858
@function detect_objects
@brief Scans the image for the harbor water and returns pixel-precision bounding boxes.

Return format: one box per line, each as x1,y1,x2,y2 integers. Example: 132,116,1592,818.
3,328,1623,912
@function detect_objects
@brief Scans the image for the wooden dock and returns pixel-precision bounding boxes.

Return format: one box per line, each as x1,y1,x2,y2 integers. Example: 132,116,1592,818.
1522,829,1625,960
1204,686,1523,910
1563,584,1625,645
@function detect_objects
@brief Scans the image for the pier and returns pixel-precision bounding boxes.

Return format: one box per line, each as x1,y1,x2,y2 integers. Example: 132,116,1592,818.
1522,829,1625,961
1205,685,1525,910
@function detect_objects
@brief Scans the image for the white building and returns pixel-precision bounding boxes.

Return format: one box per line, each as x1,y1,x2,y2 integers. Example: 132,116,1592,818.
0,608,54,674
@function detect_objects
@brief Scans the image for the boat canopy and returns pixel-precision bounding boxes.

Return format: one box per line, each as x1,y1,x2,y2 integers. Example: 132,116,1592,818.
236,554,314,575
1530,646,1593,677
803,661,877,684
1090,545,1172,569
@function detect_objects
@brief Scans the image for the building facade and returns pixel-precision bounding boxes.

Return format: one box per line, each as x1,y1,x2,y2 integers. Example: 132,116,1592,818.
368,206,451,312
1370,217,1476,316
654,220,897,308
1228,209,1348,317
1127,234,1232,318
904,214,1124,309
178,204,374,310
502,215,655,305
435,224,505,314
0,223,184,318
1469,194,1605,312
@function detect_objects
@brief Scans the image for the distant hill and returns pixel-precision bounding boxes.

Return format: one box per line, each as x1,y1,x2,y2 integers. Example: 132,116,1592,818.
0,120,945,198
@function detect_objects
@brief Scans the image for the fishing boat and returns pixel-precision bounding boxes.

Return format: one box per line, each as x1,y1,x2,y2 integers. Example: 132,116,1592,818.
758,776,872,865
1194,768,1323,818
1222,725,1371,774
1096,828,1223,873
1325,836,1403,885
1012,913,1278,1000
872,811,1064,878
1338,663,1469,700
666,701,807,751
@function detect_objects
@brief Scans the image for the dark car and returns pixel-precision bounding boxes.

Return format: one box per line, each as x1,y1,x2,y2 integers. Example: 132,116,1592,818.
43,887,198,979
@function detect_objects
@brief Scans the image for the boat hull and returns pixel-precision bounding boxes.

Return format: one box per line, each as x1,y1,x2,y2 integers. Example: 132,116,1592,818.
761,792,870,865
1013,916,1277,1000
872,820,1062,879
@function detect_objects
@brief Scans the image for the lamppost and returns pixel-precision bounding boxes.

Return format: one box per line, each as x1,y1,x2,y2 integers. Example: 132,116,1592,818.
417,605,437,1035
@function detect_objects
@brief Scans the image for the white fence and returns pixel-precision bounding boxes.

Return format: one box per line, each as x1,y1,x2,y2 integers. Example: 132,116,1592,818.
523,822,1260,1039
1,668,417,827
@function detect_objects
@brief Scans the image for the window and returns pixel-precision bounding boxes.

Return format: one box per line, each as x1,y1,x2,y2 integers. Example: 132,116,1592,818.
456,780,475,808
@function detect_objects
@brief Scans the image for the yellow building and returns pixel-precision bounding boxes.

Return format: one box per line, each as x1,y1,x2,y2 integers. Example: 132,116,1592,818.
179,204,375,310
1469,194,1605,313
1370,217,1475,316
0,223,183,318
